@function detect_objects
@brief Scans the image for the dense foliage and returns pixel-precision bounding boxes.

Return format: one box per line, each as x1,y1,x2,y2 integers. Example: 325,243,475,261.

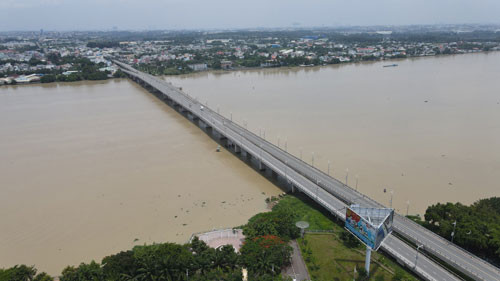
0,265,51,281
243,207,300,241
240,235,292,279
422,197,500,265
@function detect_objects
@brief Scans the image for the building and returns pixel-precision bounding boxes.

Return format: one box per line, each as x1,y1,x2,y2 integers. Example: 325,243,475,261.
220,60,232,70
188,63,208,71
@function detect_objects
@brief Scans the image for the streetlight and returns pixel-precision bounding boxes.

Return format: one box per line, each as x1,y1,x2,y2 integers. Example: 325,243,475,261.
414,245,424,268
389,190,394,208
345,168,349,185
451,220,457,243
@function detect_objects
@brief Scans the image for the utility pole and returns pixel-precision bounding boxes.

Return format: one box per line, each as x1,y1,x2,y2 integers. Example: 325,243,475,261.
451,220,457,243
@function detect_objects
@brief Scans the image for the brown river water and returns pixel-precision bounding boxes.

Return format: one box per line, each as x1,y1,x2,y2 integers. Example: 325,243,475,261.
1,52,499,274
167,52,500,215
0,80,281,274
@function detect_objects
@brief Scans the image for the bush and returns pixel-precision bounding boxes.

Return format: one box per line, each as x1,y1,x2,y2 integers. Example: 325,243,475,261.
40,74,56,83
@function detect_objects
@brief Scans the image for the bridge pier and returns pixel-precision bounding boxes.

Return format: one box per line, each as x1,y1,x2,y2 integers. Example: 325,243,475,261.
234,145,241,154
258,160,266,171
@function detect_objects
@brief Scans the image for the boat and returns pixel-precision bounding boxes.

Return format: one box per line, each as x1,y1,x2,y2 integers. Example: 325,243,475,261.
383,64,398,67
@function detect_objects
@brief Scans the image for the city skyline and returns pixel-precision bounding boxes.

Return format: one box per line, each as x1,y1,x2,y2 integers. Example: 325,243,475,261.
1,0,500,31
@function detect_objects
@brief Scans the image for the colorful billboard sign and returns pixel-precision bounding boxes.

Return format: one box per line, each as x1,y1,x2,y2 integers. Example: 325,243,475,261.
345,207,394,250
346,207,377,249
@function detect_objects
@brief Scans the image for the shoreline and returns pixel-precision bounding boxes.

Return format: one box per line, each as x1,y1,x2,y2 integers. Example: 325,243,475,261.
158,50,498,78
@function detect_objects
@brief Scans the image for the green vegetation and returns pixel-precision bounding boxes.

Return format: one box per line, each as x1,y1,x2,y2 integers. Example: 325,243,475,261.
272,194,418,281
420,197,500,266
0,265,52,281
243,208,300,241
272,194,336,231
299,234,417,281
240,235,292,278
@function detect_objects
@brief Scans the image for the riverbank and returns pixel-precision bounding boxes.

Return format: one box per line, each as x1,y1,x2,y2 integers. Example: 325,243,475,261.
145,50,500,78
0,79,282,275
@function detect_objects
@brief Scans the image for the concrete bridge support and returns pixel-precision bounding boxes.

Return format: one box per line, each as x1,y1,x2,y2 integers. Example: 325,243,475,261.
258,160,266,171
234,145,241,154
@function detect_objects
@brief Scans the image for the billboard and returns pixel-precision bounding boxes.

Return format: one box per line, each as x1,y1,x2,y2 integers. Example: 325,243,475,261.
375,209,394,249
346,208,377,249
345,207,394,250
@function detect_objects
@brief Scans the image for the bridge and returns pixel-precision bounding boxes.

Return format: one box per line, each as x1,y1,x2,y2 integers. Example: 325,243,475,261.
115,61,500,281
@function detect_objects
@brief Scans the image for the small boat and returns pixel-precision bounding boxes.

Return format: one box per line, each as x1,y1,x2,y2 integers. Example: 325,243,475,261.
383,64,398,67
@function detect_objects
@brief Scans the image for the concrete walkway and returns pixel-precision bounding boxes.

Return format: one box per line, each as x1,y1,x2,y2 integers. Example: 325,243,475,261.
283,240,310,281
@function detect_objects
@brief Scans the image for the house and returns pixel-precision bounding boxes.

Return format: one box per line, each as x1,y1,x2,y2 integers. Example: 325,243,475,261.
188,63,208,71
220,60,232,70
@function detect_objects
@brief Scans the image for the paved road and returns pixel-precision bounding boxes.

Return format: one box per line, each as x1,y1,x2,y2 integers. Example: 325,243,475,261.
116,61,499,281
283,240,310,281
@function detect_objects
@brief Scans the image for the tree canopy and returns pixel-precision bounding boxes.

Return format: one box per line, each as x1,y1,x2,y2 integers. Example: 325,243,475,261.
422,197,500,265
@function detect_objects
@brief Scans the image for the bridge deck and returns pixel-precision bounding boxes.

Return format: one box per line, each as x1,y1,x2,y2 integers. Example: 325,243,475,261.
116,61,500,281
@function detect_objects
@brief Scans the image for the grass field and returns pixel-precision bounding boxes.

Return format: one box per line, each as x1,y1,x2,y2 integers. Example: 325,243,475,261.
274,194,419,281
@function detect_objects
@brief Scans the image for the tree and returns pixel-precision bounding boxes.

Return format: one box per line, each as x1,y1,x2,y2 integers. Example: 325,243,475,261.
33,273,53,281
40,75,56,83
133,243,194,281
102,250,137,281
422,197,500,265
60,261,103,281
243,209,300,241
240,235,292,277
0,265,37,281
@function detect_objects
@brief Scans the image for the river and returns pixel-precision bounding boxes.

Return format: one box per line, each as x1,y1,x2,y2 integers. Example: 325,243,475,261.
0,80,281,275
1,52,499,275
167,52,500,216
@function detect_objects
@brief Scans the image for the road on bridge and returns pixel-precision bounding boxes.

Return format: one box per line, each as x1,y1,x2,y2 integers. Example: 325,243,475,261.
115,61,500,281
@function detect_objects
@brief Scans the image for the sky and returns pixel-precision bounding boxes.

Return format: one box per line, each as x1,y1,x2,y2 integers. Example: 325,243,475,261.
0,0,499,31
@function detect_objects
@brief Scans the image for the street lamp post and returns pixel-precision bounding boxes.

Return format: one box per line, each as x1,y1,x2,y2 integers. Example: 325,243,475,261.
415,245,424,268
345,168,349,185
451,220,457,243
389,190,394,208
